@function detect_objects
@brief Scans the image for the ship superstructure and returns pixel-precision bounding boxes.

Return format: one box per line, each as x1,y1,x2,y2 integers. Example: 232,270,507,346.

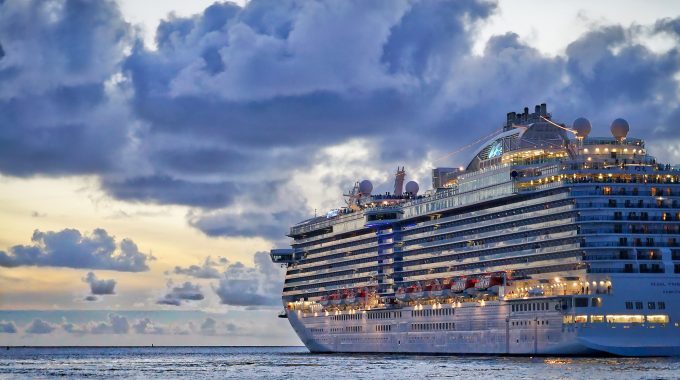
271,104,680,356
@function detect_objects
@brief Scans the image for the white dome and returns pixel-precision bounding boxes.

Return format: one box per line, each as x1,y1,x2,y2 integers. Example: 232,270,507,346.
572,117,592,139
358,180,373,195
610,118,630,140
405,181,419,196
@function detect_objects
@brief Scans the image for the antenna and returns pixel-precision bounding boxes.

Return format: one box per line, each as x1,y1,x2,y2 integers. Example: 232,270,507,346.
393,167,405,196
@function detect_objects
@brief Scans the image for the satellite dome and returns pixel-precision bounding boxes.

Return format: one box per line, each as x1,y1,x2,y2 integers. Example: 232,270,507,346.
358,180,373,195
572,117,592,139
405,181,419,196
610,118,630,141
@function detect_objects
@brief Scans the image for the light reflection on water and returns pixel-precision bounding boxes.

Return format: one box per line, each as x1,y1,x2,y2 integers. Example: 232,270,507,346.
0,347,678,379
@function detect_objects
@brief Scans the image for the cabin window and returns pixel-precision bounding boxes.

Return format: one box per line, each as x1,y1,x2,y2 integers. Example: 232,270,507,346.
635,302,643,310
658,302,666,310
575,298,589,307
590,315,604,323
648,302,656,310
625,301,633,310
647,315,669,324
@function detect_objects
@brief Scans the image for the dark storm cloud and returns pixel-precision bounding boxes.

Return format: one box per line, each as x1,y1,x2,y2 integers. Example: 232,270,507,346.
0,228,153,272
188,209,307,242
102,175,240,209
0,0,133,176
213,251,284,306
157,281,205,306
83,272,117,295
121,0,493,150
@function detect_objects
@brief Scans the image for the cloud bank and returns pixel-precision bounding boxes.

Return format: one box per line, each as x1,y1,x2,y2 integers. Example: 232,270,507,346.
213,251,284,307
0,0,679,245
0,228,153,272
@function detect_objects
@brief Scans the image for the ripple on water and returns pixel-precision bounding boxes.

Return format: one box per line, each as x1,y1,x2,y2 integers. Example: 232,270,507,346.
1,347,679,380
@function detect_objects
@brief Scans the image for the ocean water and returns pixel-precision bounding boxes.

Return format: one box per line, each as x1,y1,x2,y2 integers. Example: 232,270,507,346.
1,346,679,379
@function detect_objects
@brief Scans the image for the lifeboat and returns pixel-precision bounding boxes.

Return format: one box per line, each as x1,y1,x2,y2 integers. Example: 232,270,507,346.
319,295,330,307
423,280,442,299
463,278,479,296
329,293,342,306
441,279,454,297
473,275,504,295
356,288,369,304
406,283,423,300
449,278,467,294
341,290,355,305
395,287,408,302
487,275,504,294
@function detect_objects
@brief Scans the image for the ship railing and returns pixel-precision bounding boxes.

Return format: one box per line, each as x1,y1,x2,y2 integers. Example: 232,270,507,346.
304,240,379,258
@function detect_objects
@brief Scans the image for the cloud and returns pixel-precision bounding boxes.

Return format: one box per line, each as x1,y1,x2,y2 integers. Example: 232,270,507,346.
0,320,17,333
1,0,679,247
114,2,680,241
84,295,98,302
85,313,130,334
0,228,153,272
213,251,284,307
0,0,134,177
198,317,236,336
199,317,217,335
25,319,56,334
157,281,205,306
132,318,165,334
172,256,223,279
83,272,117,295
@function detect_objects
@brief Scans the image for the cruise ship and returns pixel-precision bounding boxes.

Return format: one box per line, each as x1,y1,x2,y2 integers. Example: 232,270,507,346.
270,104,680,356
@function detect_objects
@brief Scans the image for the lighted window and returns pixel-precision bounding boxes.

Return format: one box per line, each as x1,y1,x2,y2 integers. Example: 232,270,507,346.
563,315,574,324
574,315,588,323
647,315,669,324
606,315,644,323
591,315,604,323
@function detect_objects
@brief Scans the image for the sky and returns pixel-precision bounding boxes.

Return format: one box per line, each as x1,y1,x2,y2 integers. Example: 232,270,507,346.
1,0,679,346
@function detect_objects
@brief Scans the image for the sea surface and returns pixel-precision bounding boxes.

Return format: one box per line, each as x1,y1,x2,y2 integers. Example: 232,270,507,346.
1,346,679,379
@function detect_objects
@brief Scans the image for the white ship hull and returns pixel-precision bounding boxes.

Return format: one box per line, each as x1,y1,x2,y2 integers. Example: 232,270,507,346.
285,275,680,356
